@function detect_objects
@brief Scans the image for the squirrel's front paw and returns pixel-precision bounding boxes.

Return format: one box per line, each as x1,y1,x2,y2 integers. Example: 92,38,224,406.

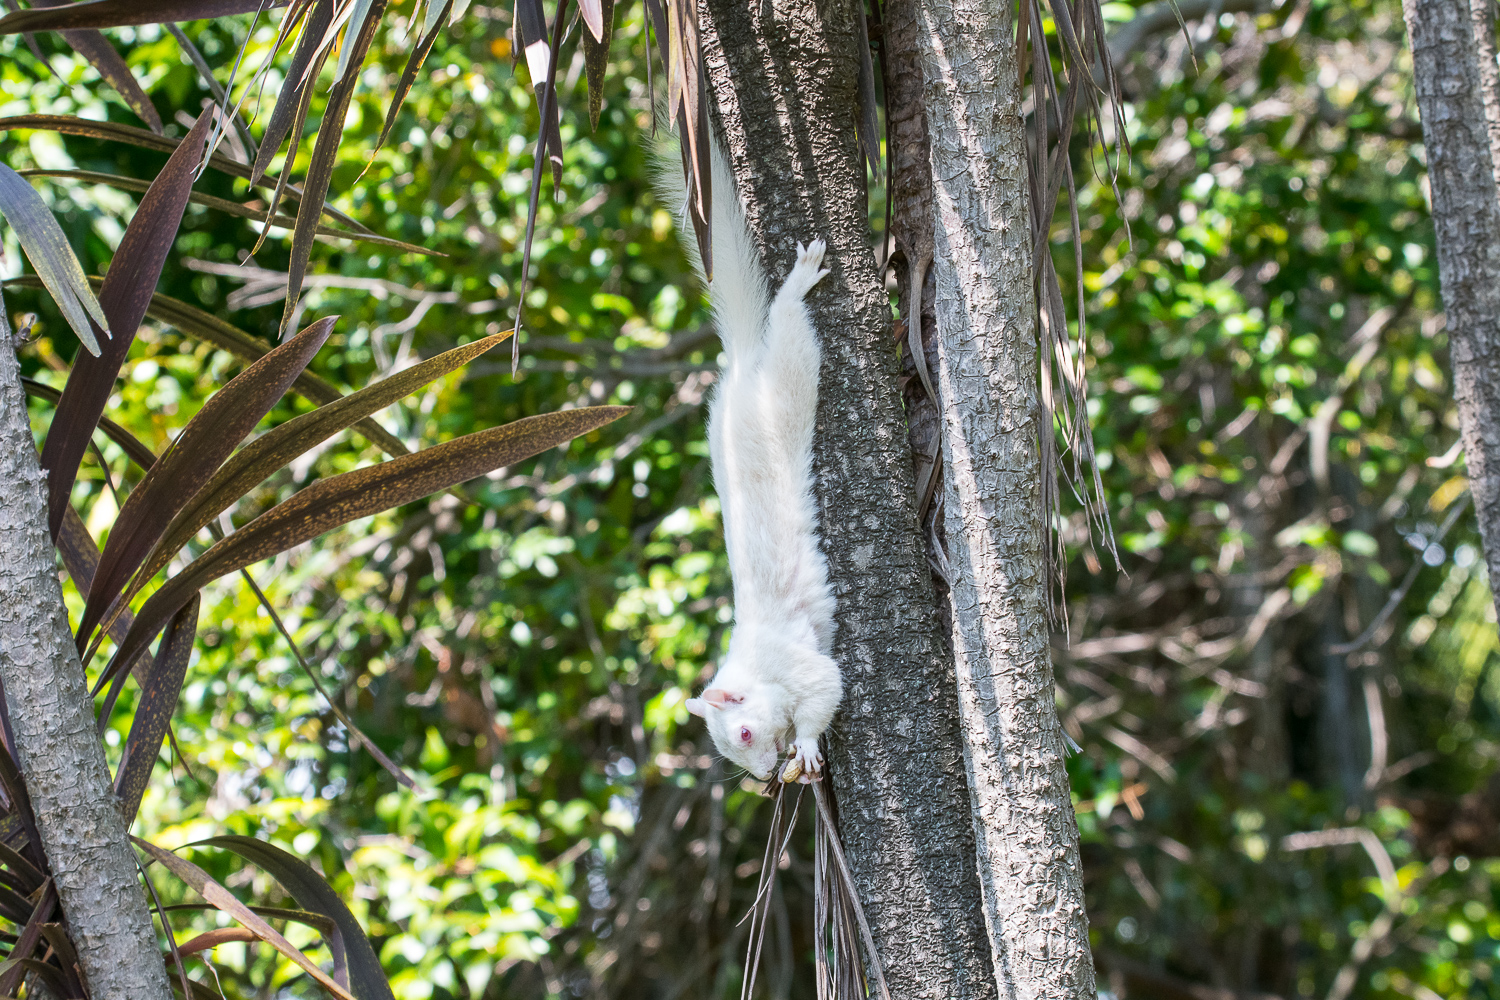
790,737,824,783
784,240,830,298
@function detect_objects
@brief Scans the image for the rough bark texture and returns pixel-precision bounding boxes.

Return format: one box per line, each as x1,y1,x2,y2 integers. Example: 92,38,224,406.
695,1,999,996
887,0,948,555
1404,0,1500,621
912,3,1096,997
1468,0,1500,190
0,338,172,1000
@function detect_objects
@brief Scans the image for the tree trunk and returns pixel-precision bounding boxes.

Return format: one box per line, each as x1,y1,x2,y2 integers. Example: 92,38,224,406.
695,2,999,996
0,331,172,1000
1404,0,1500,619
1468,0,1500,189
911,4,1096,997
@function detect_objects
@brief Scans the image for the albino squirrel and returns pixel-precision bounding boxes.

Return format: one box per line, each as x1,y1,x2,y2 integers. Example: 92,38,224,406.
659,134,842,783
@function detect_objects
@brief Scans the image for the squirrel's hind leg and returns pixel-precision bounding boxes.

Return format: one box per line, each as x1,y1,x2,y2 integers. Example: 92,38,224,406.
760,240,828,429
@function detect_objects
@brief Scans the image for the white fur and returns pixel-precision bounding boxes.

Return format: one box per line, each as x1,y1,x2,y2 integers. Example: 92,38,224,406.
660,136,841,782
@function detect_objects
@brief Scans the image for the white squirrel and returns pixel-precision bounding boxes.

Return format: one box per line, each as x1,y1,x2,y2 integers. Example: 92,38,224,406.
658,134,842,783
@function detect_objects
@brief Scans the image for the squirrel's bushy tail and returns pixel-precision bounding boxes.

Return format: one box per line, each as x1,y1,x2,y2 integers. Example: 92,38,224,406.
651,129,769,364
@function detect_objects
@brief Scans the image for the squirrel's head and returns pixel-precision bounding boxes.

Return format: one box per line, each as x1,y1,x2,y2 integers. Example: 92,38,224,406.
686,686,782,780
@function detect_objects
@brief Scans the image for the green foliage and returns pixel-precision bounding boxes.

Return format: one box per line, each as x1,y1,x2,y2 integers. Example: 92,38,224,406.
1,0,1497,998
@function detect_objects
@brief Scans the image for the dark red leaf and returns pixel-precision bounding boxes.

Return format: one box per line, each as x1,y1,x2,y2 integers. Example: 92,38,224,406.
100,406,630,690
113,595,198,822
511,0,569,366
375,0,451,151
7,274,413,460
281,0,387,333
47,25,164,132
128,328,511,632
0,0,288,32
79,317,335,648
251,0,332,185
0,114,377,234
0,882,56,998
38,109,211,540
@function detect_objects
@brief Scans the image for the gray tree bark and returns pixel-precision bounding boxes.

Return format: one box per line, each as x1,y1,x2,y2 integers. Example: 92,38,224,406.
695,1,1000,996
1404,0,1500,620
911,2,1096,997
0,333,172,999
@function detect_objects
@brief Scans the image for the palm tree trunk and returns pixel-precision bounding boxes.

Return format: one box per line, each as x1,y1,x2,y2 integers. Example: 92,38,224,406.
695,1,1001,994
1404,0,1500,619
0,323,171,1000
909,3,1096,996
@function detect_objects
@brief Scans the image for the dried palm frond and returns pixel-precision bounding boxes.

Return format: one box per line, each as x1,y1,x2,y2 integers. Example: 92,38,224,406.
739,773,891,1000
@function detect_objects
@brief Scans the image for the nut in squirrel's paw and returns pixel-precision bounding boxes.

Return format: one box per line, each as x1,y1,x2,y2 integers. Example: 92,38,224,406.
780,756,803,783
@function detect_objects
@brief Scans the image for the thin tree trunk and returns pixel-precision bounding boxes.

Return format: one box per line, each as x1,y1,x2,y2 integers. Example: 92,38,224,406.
1468,0,1500,188
695,2,1000,995
911,4,1096,997
0,331,171,1000
1404,0,1500,619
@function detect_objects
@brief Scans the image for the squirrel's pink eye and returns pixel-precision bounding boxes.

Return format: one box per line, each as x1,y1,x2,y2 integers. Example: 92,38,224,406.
739,727,752,744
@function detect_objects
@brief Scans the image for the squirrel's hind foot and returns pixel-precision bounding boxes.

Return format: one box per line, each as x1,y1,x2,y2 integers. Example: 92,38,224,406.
782,240,830,299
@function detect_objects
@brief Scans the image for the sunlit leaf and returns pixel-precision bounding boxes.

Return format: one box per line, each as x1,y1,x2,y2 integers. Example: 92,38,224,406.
132,838,357,1000
194,836,392,1000
6,276,413,459
0,163,107,353
282,0,388,333
582,0,614,130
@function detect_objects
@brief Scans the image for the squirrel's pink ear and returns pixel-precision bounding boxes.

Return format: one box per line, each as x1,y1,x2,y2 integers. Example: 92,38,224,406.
702,688,743,707
685,697,710,718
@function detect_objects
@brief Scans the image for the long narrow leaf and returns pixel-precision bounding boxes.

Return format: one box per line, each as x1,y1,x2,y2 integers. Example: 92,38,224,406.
7,276,412,460
22,375,157,470
0,843,44,895
0,114,375,234
511,0,569,367
282,0,388,333
57,506,135,644
0,0,288,32
23,0,165,133
241,568,418,790
38,109,212,540
375,0,451,151
332,0,378,82
0,882,55,1000
112,596,199,821
195,836,388,999
581,0,615,130
19,169,433,254
513,0,563,188
132,838,357,1000
81,317,336,647
0,709,44,872
251,0,333,184
579,0,603,39
129,328,511,630
34,922,86,999
0,163,108,353
101,406,629,690
251,27,330,256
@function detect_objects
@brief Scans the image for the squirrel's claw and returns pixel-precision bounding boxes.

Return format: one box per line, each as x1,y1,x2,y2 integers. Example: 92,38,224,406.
790,737,824,783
